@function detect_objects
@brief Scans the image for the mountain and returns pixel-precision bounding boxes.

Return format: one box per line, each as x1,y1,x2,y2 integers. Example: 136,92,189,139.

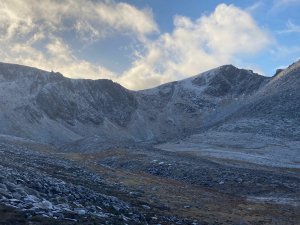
0,62,137,144
129,65,268,141
154,60,300,171
207,60,300,140
1,60,300,148
0,61,299,224
0,62,271,146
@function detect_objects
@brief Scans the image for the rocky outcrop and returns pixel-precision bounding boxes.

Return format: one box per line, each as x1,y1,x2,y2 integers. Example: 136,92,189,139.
0,61,299,145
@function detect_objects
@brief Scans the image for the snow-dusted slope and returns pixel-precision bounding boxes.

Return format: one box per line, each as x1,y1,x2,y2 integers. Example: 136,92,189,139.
155,61,300,169
210,60,300,140
127,65,269,141
0,61,282,147
62,65,270,150
0,62,137,144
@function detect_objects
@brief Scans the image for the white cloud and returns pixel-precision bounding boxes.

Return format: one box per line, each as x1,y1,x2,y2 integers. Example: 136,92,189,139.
278,21,300,34
2,36,116,80
0,0,158,41
272,0,300,10
120,4,271,90
246,1,264,12
275,0,300,6
270,45,300,58
0,2,272,91
0,0,157,81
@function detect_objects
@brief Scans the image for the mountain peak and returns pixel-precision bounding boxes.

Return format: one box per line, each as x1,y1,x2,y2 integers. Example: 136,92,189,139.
217,64,259,76
0,60,298,146
271,59,300,82
218,64,237,70
190,64,268,97
0,62,64,82
286,59,300,73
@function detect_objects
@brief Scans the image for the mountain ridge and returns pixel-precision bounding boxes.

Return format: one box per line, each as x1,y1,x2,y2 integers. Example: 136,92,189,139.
0,61,299,147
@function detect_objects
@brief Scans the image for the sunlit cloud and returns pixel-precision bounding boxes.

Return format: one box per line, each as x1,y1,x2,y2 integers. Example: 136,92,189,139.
0,0,158,41
120,4,272,90
0,0,157,81
246,1,265,13
0,1,272,90
278,20,300,34
272,0,300,10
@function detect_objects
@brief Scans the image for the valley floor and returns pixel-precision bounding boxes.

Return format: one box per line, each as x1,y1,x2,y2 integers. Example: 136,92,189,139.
0,135,299,224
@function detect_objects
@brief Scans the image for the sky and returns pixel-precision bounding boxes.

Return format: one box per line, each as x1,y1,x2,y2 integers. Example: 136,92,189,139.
0,0,299,90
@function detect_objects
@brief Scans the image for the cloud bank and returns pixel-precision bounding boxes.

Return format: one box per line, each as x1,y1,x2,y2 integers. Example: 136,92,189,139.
0,1,271,90
0,0,157,80
121,4,271,89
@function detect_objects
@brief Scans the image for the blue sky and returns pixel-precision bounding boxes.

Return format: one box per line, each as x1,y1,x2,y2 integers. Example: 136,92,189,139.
0,0,299,89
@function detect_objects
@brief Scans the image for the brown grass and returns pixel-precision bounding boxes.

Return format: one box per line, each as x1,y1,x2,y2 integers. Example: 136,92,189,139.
61,150,300,225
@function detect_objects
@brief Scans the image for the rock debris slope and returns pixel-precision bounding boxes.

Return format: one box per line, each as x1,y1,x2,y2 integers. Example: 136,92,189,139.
208,60,300,140
0,61,300,224
0,60,300,147
156,60,300,169
0,62,137,145
131,65,269,141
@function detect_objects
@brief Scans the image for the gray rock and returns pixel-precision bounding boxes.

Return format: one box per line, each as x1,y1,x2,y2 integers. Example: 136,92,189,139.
74,208,86,215
142,204,151,210
0,188,12,199
0,183,7,189
24,195,40,203
33,200,53,210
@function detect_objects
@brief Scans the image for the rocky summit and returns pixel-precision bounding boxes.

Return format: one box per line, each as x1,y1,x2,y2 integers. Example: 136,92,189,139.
0,61,299,224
